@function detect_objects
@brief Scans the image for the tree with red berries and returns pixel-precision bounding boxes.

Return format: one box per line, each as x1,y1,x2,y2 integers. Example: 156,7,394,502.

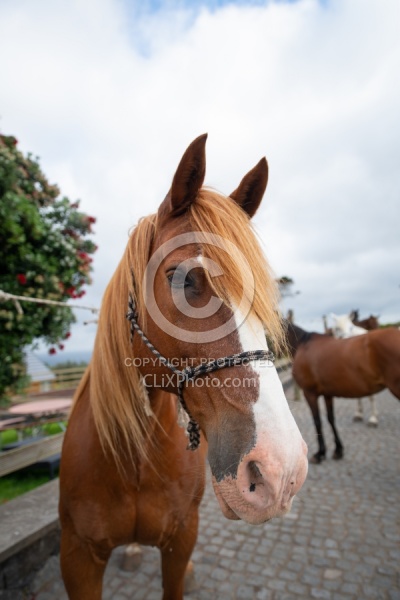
0,134,97,401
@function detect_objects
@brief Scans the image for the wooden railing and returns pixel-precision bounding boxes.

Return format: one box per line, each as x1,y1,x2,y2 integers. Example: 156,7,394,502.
2,359,294,477
0,433,64,478
51,366,86,390
25,365,86,395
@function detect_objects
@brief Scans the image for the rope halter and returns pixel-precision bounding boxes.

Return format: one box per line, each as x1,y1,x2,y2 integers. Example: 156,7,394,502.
126,295,275,451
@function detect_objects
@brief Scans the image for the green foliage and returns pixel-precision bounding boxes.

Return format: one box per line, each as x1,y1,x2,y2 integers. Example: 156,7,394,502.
0,134,97,401
42,422,67,435
380,321,400,329
0,472,53,504
0,429,19,446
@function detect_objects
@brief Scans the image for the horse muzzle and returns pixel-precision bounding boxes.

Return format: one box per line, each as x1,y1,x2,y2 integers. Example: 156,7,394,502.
211,438,308,525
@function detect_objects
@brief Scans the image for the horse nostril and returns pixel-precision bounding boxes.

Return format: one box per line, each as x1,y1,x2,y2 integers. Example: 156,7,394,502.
248,461,262,480
249,482,256,492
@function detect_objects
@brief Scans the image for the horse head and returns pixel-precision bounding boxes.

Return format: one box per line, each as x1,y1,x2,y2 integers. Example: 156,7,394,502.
94,135,308,525
331,312,368,338
147,135,308,523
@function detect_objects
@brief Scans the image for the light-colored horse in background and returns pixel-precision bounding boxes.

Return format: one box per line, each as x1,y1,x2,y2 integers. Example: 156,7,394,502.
330,313,378,426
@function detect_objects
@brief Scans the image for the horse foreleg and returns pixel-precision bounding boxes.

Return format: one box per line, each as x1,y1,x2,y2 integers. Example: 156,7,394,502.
387,376,400,401
304,393,326,463
184,559,197,594
367,396,378,427
160,511,199,600
60,525,110,600
353,398,364,422
324,395,344,460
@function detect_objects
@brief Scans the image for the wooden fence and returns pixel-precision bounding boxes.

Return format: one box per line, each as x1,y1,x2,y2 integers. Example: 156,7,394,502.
0,433,64,478
2,359,293,477
0,367,84,476
26,365,86,395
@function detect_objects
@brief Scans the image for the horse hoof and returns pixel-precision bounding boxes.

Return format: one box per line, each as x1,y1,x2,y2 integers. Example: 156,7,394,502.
120,543,143,571
367,419,378,428
309,453,325,464
184,560,197,594
352,415,363,422
333,451,344,460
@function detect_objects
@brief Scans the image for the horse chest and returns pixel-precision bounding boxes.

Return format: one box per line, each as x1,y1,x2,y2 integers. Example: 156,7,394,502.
133,465,205,546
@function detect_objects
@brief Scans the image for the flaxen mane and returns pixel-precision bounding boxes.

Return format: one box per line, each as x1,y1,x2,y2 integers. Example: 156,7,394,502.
88,190,283,467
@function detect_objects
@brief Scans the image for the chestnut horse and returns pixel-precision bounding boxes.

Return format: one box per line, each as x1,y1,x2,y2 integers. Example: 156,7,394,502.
59,135,308,599
285,322,400,464
331,312,379,426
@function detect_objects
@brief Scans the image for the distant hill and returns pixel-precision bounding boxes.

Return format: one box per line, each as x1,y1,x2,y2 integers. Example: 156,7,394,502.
38,350,92,368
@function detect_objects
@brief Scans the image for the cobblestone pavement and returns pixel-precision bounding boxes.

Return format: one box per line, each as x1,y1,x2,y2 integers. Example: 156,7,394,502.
31,387,400,599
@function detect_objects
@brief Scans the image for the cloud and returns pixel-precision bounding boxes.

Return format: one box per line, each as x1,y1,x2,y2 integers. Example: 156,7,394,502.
0,0,399,353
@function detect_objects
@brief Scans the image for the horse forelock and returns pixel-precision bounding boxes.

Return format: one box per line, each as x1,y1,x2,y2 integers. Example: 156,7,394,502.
189,189,284,352
89,188,284,470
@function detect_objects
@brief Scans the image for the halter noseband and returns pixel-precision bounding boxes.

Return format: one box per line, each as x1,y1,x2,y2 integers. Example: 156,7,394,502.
126,296,274,451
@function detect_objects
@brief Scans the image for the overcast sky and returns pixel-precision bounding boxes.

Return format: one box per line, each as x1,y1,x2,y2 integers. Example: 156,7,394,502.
1,0,399,356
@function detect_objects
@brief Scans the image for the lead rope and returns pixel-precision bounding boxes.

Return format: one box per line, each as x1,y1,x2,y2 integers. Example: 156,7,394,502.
126,295,275,450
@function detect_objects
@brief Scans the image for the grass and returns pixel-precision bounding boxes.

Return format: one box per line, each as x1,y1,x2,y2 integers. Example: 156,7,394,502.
0,469,58,504
0,423,65,503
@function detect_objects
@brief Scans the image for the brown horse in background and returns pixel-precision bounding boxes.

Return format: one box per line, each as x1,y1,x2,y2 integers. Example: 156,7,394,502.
350,309,379,330
59,135,308,599
331,311,382,425
285,322,400,463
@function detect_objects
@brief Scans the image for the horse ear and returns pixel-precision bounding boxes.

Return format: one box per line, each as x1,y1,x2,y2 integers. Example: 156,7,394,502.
159,134,207,219
229,158,268,218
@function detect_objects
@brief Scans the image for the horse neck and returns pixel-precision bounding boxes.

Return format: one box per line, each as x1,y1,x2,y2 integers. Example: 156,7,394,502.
147,388,178,423
287,323,309,354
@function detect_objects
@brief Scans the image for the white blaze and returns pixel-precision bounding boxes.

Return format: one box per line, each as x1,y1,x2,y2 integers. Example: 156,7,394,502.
235,311,303,455
211,306,308,523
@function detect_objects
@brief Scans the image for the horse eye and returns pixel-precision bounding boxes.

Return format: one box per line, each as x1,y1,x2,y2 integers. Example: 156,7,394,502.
167,270,193,288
